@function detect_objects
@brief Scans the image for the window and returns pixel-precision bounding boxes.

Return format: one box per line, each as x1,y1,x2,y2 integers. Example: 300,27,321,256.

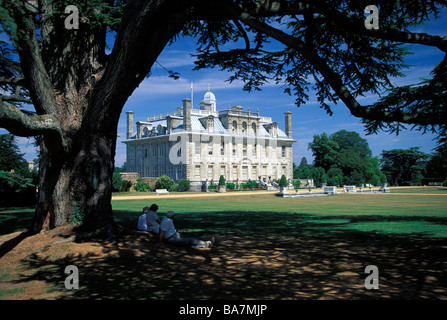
252,123,257,135
152,143,157,156
137,145,142,158
232,121,237,133
220,165,225,177
176,165,182,180
195,141,200,155
232,138,236,156
242,122,247,134
252,143,257,157
221,141,225,156
195,165,201,179
232,165,238,180
243,139,247,157
159,142,165,156
208,137,213,155
207,165,213,180
251,166,257,179
242,166,248,180
282,146,286,157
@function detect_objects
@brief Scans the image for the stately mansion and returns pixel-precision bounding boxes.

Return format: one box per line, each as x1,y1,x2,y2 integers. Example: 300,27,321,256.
123,91,296,191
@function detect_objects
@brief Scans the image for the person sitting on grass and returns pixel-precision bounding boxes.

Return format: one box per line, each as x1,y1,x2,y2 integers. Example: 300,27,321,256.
137,204,161,234
158,211,214,248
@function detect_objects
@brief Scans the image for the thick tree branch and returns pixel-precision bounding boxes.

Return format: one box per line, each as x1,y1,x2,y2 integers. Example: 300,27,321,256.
5,0,58,116
0,77,27,87
86,0,193,126
226,4,447,126
0,101,57,136
0,101,68,155
319,8,447,52
0,94,32,104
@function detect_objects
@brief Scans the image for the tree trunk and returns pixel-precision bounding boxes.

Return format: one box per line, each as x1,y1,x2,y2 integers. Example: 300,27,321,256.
4,0,197,236
33,128,117,233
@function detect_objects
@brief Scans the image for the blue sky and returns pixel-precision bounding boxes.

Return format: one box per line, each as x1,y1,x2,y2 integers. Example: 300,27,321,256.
6,9,446,168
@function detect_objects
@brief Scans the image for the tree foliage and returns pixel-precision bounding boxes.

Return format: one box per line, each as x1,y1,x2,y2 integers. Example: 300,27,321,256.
424,145,447,181
380,147,432,186
308,130,385,186
186,0,447,146
0,133,30,175
155,174,174,190
279,174,288,187
178,178,191,191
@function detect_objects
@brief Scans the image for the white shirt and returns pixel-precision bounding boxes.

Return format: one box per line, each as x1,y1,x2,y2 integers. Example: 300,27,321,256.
137,214,147,231
160,217,177,239
146,210,160,233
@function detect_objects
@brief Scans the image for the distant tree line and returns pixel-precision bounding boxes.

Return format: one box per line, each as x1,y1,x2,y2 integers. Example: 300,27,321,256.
294,130,447,187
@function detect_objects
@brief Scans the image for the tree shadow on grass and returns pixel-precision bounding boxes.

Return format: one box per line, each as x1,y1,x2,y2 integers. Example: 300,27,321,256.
11,211,447,300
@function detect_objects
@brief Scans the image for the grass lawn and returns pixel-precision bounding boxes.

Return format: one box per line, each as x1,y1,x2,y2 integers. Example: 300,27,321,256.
111,187,447,238
1,187,446,300
1,187,446,238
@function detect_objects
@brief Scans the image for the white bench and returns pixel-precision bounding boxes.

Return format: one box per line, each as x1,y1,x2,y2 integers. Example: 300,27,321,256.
324,186,337,194
156,189,169,195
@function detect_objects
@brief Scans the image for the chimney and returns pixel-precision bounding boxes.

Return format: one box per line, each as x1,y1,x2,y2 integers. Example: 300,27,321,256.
183,99,191,131
126,111,134,139
284,111,292,138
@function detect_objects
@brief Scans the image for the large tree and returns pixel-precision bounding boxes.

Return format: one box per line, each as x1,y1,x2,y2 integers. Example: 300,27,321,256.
308,130,385,185
0,0,446,235
380,147,431,186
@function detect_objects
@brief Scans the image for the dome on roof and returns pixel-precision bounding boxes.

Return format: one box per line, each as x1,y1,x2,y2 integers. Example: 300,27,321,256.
204,91,216,102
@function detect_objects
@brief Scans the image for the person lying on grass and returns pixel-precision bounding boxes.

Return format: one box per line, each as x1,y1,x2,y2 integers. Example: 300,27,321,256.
158,211,215,248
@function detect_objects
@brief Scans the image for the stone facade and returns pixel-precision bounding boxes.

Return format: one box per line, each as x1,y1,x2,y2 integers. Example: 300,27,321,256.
123,91,296,191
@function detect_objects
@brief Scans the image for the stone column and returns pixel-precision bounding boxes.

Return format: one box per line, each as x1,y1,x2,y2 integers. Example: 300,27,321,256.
126,111,134,139
285,111,292,138
183,99,191,131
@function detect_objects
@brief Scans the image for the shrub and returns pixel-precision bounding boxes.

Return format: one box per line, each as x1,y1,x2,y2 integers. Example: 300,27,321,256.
0,170,35,205
226,182,235,190
134,179,150,192
155,175,174,190
279,174,288,187
112,172,133,192
112,172,122,192
120,179,133,192
242,180,260,189
178,178,190,191
208,180,218,191
219,175,225,186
